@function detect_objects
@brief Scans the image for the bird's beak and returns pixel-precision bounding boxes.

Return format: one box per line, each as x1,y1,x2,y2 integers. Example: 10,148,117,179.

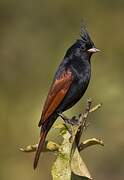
87,47,100,53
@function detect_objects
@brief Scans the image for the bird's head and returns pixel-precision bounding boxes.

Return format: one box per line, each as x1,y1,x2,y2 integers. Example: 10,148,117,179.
80,25,100,55
65,25,100,59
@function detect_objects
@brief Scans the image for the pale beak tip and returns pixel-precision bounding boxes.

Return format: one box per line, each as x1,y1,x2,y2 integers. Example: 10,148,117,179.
88,47,100,53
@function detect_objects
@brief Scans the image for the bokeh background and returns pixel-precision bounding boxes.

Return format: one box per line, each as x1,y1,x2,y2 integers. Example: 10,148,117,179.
0,0,124,179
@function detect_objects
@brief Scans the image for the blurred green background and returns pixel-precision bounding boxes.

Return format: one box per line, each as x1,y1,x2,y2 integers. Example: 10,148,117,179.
0,0,124,179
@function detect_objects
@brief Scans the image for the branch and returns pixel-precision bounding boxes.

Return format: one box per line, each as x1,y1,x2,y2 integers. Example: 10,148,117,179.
20,141,60,153
20,99,103,180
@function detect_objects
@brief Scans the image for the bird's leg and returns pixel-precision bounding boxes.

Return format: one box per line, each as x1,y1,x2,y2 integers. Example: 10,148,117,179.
58,113,80,126
58,112,80,142
58,113,71,124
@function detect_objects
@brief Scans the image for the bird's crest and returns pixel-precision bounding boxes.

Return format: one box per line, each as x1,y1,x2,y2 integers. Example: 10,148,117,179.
80,23,91,43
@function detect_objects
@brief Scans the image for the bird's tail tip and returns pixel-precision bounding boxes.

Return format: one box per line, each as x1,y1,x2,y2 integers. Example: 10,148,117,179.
33,162,37,170
33,130,47,170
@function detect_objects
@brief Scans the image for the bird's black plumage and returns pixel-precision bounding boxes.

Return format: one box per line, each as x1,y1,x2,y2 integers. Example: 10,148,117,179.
34,26,100,169
55,40,92,112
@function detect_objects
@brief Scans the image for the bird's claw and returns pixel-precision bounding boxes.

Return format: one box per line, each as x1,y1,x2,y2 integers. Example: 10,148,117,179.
58,112,81,126
70,116,81,126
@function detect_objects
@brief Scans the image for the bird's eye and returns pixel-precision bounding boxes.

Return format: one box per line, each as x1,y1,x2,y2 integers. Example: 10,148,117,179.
86,42,92,50
81,42,93,52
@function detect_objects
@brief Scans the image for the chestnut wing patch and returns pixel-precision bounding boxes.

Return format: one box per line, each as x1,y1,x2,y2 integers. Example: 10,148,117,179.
38,69,73,127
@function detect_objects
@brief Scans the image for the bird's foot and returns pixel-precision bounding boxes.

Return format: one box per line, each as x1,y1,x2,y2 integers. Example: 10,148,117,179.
70,116,81,126
58,113,80,126
58,113,81,142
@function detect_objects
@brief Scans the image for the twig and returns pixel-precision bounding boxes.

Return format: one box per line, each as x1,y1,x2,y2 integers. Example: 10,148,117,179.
78,138,104,152
20,141,60,153
75,98,92,146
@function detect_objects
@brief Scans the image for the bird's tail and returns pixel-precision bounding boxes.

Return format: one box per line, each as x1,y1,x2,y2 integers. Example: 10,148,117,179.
33,129,47,169
33,113,58,169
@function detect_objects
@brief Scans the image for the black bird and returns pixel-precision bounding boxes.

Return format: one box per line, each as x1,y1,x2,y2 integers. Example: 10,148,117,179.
34,26,100,169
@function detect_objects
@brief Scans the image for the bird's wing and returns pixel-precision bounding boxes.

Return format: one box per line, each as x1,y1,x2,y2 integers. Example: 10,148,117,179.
38,69,73,127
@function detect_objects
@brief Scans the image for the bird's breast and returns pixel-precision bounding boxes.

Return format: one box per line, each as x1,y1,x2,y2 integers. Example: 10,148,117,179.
71,59,91,85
